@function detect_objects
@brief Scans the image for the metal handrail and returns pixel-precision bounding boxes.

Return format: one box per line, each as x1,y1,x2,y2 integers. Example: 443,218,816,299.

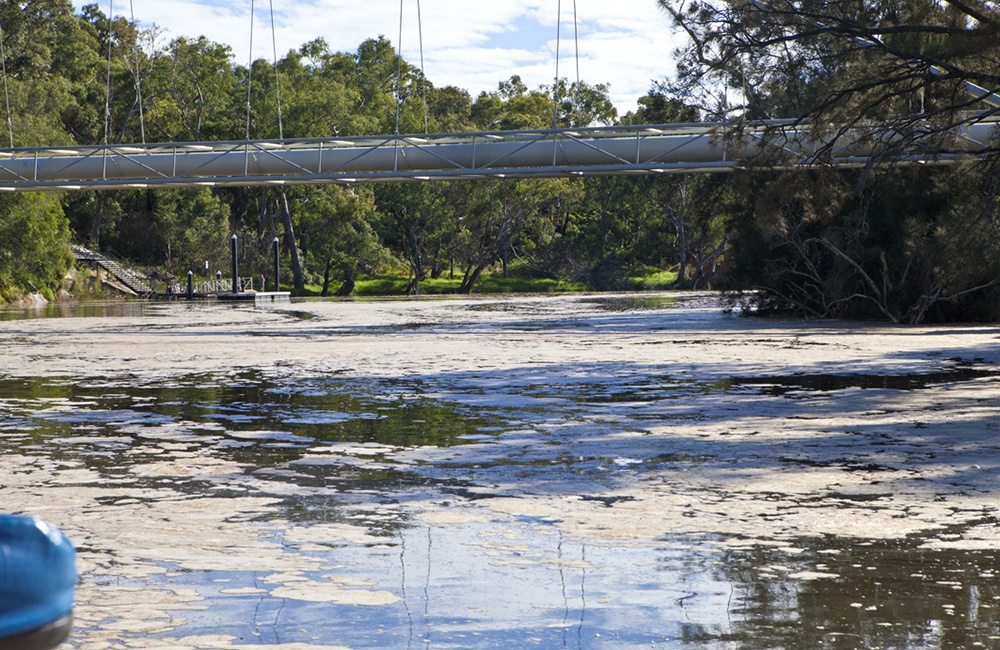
0,117,993,191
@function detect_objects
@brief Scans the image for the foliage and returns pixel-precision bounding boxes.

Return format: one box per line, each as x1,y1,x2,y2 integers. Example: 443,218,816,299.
20,1,1000,321
149,36,240,141
152,188,231,275
296,186,388,296
344,272,590,296
0,4,701,303
661,0,1000,322
0,193,73,301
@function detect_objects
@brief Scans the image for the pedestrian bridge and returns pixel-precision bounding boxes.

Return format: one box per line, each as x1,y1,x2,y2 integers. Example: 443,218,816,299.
0,117,995,192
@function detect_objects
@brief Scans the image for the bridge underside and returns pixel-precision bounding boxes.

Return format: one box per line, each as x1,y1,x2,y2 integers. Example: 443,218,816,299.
0,119,995,192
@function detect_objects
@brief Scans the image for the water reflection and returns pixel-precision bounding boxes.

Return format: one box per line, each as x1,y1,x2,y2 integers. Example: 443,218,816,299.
1,297,998,648
727,368,999,394
581,295,681,312
0,300,162,320
717,540,1000,648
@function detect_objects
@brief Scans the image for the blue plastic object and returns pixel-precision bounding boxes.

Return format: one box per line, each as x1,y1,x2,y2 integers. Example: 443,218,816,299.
0,515,76,646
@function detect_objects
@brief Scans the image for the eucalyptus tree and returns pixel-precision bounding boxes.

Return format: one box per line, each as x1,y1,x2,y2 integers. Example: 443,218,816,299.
551,91,732,290
0,0,103,146
372,181,452,294
660,0,1000,321
552,79,618,127
424,85,474,133
151,188,231,275
450,178,576,293
470,76,553,130
78,4,154,145
635,94,733,289
296,185,387,296
0,2,110,262
148,36,240,142
276,46,356,138
0,193,73,302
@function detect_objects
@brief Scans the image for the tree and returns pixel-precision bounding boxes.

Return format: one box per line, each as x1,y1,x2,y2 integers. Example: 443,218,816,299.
80,4,153,144
372,182,451,294
152,188,231,275
0,1,103,147
470,75,617,131
277,46,355,138
552,79,618,127
297,186,386,296
453,178,572,293
661,0,1000,131
660,0,1000,321
149,36,239,141
424,85,474,133
471,75,554,130
0,193,73,301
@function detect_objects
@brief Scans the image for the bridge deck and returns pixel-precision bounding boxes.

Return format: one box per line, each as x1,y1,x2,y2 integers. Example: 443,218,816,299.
0,120,995,191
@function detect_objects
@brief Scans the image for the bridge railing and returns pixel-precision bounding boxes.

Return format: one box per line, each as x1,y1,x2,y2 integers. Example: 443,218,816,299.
0,118,996,191
168,277,260,295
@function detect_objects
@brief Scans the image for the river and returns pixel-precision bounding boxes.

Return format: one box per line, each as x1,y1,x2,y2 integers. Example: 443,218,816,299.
0,293,998,649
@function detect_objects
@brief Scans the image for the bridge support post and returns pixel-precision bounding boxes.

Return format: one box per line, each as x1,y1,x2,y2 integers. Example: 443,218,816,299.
272,237,280,293
230,234,239,293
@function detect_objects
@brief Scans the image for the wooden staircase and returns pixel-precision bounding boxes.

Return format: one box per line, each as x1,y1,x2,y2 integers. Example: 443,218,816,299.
71,245,154,297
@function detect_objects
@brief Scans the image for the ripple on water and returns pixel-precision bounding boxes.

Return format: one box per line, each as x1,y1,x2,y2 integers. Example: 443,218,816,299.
0,297,998,648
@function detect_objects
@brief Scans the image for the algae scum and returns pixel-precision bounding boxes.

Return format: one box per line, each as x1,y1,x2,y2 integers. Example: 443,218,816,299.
0,295,999,648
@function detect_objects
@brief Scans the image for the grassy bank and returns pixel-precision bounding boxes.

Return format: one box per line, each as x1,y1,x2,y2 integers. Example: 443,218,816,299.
298,269,679,297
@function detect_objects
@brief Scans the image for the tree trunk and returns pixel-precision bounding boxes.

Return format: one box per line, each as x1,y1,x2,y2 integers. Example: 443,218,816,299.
321,259,332,296
670,184,689,289
459,263,488,293
90,194,105,247
277,187,305,291
335,266,356,297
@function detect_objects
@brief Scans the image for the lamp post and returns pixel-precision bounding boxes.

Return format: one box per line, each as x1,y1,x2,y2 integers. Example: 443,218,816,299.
230,234,239,293
272,237,280,293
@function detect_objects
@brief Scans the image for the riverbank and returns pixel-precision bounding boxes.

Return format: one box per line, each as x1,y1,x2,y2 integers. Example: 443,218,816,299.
0,293,998,648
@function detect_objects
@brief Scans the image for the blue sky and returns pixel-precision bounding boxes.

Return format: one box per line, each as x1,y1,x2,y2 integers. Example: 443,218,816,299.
74,0,683,116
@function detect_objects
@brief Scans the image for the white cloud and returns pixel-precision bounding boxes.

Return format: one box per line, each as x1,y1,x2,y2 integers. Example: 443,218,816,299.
77,0,685,115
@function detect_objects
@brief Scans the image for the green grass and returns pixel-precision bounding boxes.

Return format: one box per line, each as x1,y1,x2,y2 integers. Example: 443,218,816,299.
298,268,678,297
297,273,590,297
623,270,679,290
356,274,590,296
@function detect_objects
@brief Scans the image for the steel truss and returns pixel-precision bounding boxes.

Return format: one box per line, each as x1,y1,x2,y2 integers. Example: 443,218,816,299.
0,119,995,192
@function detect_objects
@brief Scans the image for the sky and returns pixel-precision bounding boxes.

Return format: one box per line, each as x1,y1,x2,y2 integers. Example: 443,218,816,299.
73,0,685,117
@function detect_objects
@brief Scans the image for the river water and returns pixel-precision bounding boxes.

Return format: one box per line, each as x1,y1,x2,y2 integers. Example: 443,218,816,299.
1,293,999,649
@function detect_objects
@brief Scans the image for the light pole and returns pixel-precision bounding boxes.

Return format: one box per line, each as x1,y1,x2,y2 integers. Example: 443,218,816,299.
272,237,280,293
230,234,238,293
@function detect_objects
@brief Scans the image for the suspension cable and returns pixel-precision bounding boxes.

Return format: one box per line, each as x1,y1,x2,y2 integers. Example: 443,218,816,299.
416,0,428,133
553,0,562,129
572,0,581,126
0,17,13,148
393,1,430,134
269,0,283,139
104,0,114,145
129,0,146,143
246,0,255,140
553,0,583,128
394,0,404,135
